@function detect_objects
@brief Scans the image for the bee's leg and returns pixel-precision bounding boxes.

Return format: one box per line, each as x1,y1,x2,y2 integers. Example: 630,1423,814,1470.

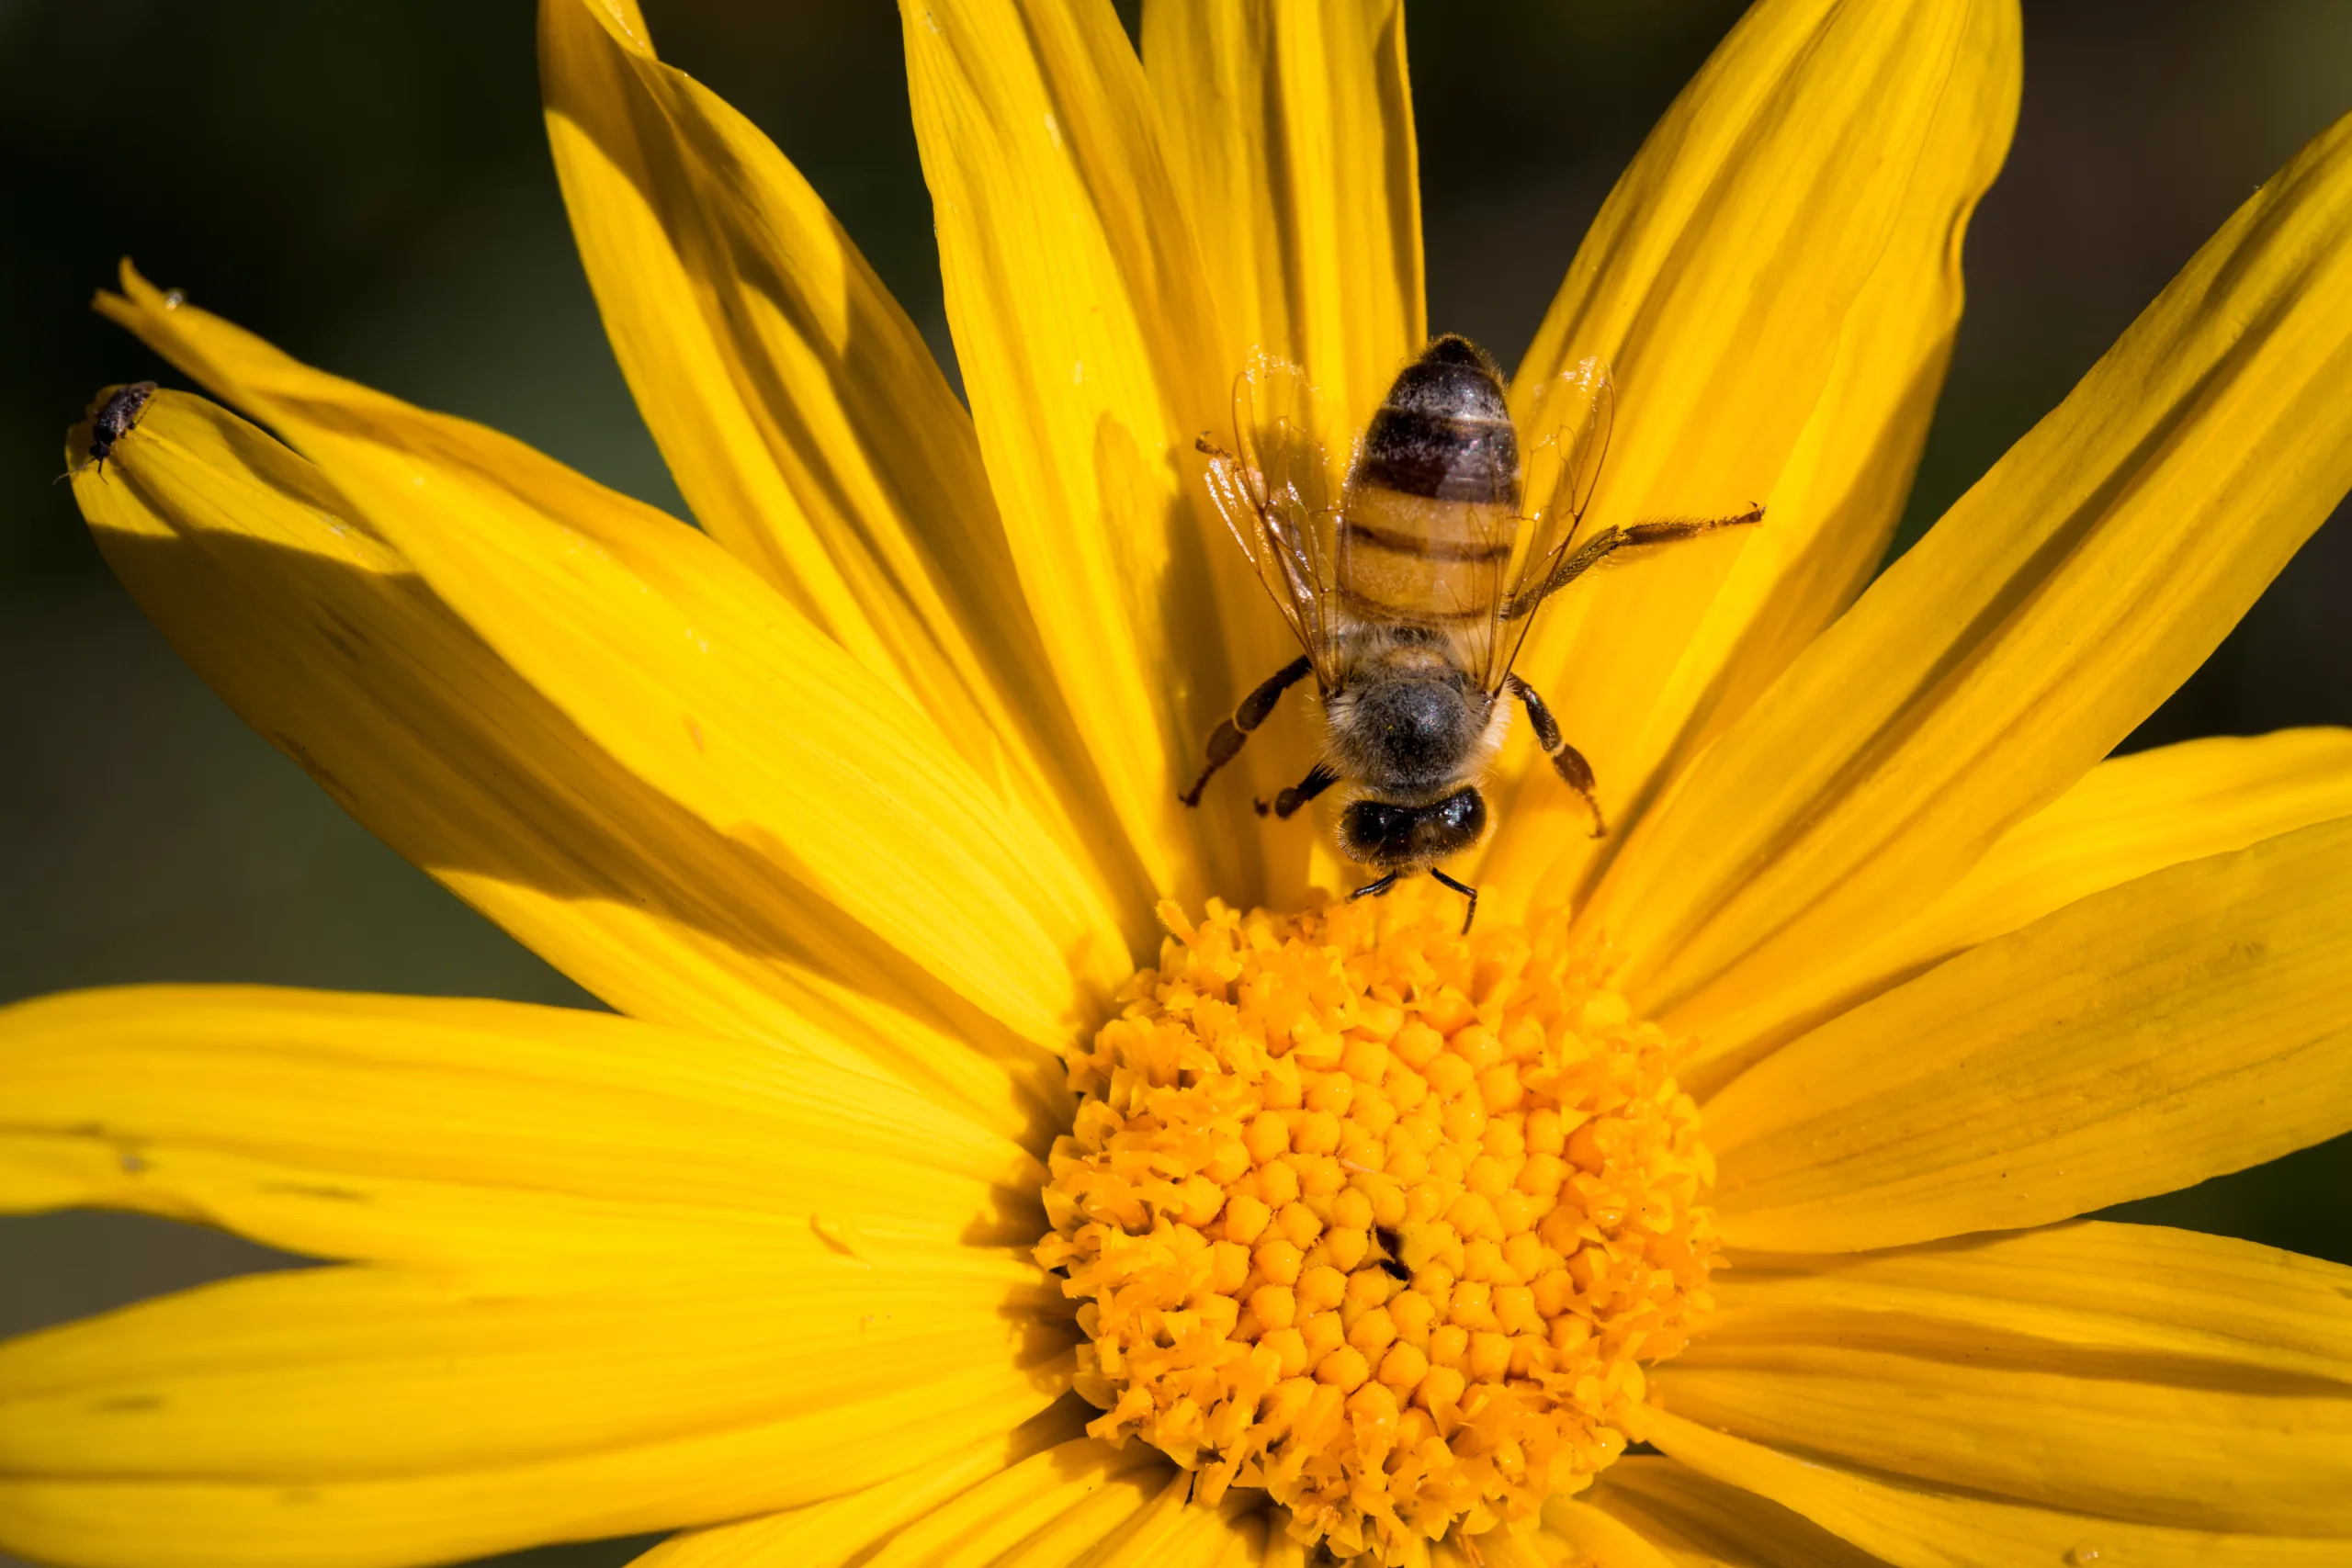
1506,673,1606,837
1180,654,1315,807
1620,504,1767,545
1349,871,1401,901
1255,761,1338,819
1511,504,1765,616
1430,867,1479,934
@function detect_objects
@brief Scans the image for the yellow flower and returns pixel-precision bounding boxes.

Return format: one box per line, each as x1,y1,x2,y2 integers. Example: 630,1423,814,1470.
9,0,2352,1562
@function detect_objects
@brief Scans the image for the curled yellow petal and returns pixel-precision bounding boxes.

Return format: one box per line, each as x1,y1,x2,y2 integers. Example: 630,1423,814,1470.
67,385,1061,1139
94,270,1132,1051
1597,108,2352,1022
1708,816,2352,1252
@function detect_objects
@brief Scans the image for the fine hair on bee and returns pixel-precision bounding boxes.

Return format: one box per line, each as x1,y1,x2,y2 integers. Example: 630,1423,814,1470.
1188,334,1764,932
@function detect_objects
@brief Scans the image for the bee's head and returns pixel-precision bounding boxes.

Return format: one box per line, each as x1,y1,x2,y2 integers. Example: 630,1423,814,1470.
1340,786,1487,870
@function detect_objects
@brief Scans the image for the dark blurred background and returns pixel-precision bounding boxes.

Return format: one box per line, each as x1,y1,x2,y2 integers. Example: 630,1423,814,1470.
2,2,2346,1563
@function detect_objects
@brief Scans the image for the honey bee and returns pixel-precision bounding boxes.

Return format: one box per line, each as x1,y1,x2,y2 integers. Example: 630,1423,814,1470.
1184,335,1761,931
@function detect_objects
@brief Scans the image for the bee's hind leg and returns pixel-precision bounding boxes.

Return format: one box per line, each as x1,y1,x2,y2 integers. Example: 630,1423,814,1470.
1430,868,1479,934
1509,504,1765,618
1181,654,1314,807
1505,673,1606,837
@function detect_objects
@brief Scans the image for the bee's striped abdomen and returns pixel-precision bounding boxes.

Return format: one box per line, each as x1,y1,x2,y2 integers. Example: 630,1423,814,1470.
1339,336,1521,623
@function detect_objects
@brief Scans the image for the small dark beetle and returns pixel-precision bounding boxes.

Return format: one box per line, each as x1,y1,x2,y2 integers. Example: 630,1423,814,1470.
79,381,159,478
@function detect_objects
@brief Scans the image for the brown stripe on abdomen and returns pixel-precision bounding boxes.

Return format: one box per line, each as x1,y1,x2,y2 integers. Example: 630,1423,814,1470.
1340,513,1511,561
1336,483,1520,621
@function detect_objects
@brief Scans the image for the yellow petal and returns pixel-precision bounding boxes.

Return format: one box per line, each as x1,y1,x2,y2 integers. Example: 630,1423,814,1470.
1486,0,2009,903
1595,109,2352,1022
858,1438,1172,1566
622,1404,1089,1568
67,387,1060,1140
1055,1471,1272,1568
0,1269,1069,1568
1703,1222,2352,1388
91,276,1132,1054
0,985,1048,1270
1136,0,1429,905
1580,1455,1883,1568
1683,727,2352,1097
1666,1328,2352,1530
1707,816,2352,1252
1142,0,1422,434
0,989,1074,1567
538,0,1143,926
1535,1497,1679,1568
904,0,1263,901
1651,1409,2352,1568
1,1263,1063,1483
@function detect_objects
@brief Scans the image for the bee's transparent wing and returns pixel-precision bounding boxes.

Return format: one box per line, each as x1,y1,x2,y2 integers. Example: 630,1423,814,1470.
1487,355,1614,689
1198,353,1346,683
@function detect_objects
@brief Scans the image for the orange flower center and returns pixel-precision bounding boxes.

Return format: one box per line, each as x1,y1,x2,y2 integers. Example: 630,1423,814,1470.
1036,883,1718,1562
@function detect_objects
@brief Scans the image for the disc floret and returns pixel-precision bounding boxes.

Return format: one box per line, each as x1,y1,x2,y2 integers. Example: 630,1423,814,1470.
1037,885,1717,1562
